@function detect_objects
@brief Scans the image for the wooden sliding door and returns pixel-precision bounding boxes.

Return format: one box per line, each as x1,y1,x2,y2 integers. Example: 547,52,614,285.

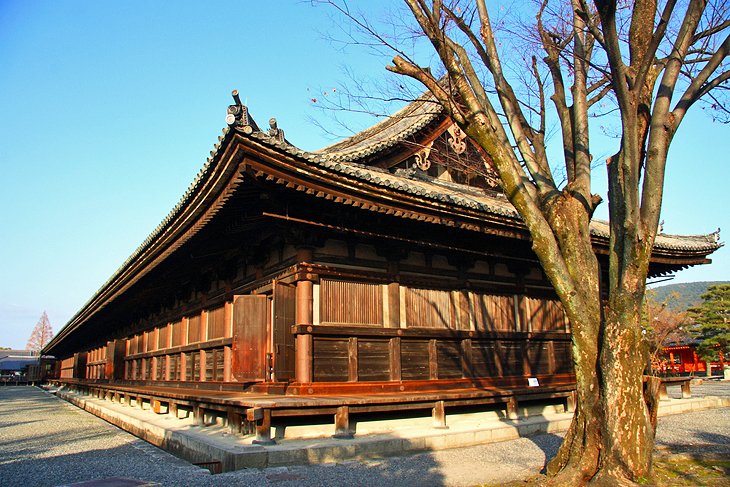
273,281,296,382
232,294,269,381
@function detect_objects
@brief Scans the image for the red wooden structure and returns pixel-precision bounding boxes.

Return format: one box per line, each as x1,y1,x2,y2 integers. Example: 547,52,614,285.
662,343,726,376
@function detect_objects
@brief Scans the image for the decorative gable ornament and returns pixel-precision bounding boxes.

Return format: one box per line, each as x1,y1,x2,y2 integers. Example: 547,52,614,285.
446,123,467,154
414,141,434,171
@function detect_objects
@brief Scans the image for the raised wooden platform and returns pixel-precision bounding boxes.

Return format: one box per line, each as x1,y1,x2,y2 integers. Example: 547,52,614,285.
51,377,576,443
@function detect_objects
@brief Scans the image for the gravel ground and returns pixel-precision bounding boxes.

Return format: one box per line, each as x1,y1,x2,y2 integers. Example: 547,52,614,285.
1,383,728,487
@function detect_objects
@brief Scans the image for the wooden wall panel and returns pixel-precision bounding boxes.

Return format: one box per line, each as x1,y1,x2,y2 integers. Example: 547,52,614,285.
499,341,524,376
357,339,390,382
320,279,383,325
436,341,462,379
188,316,201,344
526,297,567,332
527,341,552,375
471,341,500,377
401,340,430,380
405,288,456,328
553,342,573,374
60,357,74,379
232,295,269,382
470,293,515,332
158,325,169,349
312,338,349,382
207,306,226,339
171,320,183,347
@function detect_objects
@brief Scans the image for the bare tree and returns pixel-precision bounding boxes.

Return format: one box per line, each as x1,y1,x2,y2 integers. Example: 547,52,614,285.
26,311,54,352
319,0,729,484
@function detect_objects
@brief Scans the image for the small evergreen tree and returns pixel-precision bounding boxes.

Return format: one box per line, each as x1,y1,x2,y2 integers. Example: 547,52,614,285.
26,311,54,352
688,284,730,364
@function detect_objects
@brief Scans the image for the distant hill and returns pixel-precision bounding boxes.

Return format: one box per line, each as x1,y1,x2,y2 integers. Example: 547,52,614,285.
647,281,730,312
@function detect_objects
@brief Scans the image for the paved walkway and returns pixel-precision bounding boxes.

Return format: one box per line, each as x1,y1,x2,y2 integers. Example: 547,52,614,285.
1,383,728,486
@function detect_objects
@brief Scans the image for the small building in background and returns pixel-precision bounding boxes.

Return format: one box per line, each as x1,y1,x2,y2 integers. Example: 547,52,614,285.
662,338,726,377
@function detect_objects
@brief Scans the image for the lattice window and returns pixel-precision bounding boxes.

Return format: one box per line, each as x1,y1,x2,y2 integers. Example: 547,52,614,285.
320,279,383,325
171,320,183,347
525,297,566,332
168,354,180,381
470,293,516,332
204,349,225,381
158,325,169,349
144,358,152,380
155,357,164,381
187,316,201,344
146,329,157,352
405,287,457,328
207,306,226,339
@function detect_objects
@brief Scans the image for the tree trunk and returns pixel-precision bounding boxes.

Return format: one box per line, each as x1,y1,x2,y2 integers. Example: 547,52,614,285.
593,304,654,485
545,312,603,485
547,302,655,486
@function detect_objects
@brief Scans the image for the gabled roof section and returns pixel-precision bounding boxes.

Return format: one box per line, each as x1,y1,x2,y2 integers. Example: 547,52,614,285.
316,93,443,162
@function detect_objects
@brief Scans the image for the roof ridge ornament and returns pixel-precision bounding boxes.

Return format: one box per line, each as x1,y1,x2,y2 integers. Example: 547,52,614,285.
268,118,285,143
711,227,721,243
226,89,255,134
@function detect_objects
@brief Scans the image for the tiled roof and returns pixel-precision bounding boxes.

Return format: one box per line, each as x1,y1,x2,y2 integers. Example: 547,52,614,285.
588,220,720,252
315,93,443,162
46,97,722,354
247,125,722,253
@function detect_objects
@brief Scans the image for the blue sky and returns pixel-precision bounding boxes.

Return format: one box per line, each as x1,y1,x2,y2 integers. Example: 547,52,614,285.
1,1,727,349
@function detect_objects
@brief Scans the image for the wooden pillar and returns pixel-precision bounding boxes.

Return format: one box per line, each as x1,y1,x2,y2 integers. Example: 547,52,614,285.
681,381,692,399
161,355,169,382
227,408,242,434
295,278,314,384
193,403,205,425
223,346,232,382
248,408,274,445
506,396,518,420
566,390,577,413
199,349,207,382
386,282,400,328
180,352,187,381
346,337,358,382
432,401,448,429
461,338,472,378
428,339,438,380
152,398,167,414
333,406,353,439
389,337,401,381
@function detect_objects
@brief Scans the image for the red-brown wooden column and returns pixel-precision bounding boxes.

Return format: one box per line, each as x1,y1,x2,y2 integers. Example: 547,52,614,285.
295,248,314,383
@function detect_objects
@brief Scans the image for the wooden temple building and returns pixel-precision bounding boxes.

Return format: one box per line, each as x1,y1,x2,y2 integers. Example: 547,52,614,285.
44,91,721,442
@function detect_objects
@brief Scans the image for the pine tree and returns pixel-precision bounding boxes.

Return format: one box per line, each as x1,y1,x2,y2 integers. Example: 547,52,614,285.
688,284,730,362
26,311,54,352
